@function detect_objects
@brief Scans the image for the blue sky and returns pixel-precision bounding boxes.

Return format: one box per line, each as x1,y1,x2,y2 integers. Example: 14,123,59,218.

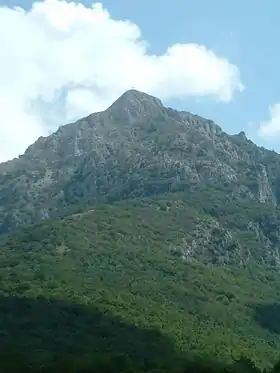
0,0,279,160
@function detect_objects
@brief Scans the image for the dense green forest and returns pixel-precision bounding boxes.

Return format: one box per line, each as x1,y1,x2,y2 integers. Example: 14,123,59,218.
2,188,280,372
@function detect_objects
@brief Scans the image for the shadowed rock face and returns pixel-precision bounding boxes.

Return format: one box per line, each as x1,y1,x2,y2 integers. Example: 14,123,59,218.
1,89,280,234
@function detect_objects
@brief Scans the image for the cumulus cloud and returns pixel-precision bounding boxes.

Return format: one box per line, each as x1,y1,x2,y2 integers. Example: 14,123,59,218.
258,103,280,139
0,0,244,162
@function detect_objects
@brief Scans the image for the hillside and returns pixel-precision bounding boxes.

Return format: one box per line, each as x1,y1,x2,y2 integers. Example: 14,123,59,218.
2,191,280,372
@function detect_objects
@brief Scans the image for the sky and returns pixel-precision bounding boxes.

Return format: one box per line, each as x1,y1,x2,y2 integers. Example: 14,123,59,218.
0,0,279,162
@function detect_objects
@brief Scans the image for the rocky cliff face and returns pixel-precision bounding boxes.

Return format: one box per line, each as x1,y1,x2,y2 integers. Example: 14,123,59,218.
1,89,280,236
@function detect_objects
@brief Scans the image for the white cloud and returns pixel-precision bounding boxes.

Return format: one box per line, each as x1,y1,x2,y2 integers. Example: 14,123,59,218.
0,0,244,162
258,103,280,139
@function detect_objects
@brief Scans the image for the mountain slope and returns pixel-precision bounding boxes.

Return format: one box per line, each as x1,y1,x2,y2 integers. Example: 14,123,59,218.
3,91,280,371
1,89,280,236
1,193,280,369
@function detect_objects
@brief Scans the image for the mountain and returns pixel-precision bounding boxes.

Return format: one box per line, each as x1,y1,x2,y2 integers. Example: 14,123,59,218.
1,90,280,265
3,90,280,371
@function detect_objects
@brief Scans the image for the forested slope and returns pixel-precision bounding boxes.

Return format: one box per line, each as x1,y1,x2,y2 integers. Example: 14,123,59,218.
1,191,280,371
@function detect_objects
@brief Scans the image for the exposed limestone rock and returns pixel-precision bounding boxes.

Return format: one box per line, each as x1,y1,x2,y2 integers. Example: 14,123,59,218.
257,164,276,205
1,89,280,234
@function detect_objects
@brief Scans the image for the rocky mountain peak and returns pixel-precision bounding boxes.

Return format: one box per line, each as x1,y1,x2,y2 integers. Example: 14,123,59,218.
2,89,280,237
235,131,247,141
106,89,164,122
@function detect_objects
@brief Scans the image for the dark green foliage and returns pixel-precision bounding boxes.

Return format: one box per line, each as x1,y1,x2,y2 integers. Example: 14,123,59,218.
253,303,280,334
0,295,183,372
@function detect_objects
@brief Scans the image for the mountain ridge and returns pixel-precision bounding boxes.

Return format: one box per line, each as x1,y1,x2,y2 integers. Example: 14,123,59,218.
1,89,280,244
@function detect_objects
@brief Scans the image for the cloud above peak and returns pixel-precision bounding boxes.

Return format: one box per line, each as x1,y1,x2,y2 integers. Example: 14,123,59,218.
0,0,244,162
258,103,280,139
